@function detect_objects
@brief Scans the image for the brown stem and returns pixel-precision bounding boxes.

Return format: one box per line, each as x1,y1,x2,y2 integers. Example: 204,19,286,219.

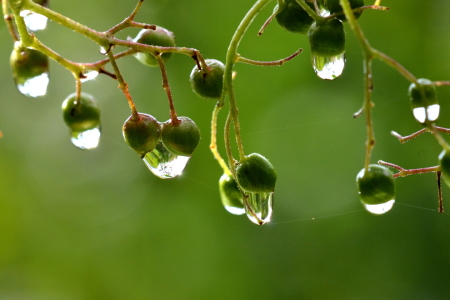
236,49,302,66
156,54,179,125
378,160,440,178
437,171,444,213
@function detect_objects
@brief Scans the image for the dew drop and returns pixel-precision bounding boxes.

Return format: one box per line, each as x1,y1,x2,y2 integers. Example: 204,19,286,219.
20,10,48,31
219,173,245,216
70,127,101,150
244,192,274,225
80,71,99,82
16,72,49,98
363,199,395,215
412,104,440,124
142,142,189,179
311,52,345,80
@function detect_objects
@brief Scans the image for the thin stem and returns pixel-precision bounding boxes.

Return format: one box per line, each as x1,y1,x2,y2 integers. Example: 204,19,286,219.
225,112,237,177
340,0,372,56
434,81,450,87
430,124,450,151
373,50,418,84
391,127,450,144
295,0,323,23
156,55,179,125
378,160,440,178
224,0,273,162
437,171,444,213
257,7,277,36
106,50,139,120
363,58,374,171
2,0,19,41
374,0,382,6
210,103,232,176
236,49,302,66
108,0,154,34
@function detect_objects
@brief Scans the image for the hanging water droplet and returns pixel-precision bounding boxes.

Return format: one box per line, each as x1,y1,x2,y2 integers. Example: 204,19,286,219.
311,52,345,80
362,199,395,215
244,192,274,225
80,71,99,82
412,104,440,124
70,126,101,150
20,10,48,31
16,72,49,98
142,142,189,179
219,173,245,215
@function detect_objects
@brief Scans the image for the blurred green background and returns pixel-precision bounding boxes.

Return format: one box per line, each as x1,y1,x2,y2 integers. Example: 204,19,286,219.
1,0,450,299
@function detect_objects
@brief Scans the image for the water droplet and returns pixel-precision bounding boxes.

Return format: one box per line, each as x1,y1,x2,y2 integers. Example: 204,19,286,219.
412,104,440,123
20,10,48,31
219,173,245,215
80,71,99,82
142,142,189,179
363,199,395,215
312,52,345,80
16,72,49,98
244,192,274,225
70,127,101,150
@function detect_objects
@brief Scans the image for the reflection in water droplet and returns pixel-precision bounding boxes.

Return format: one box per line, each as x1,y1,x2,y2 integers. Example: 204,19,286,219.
312,53,345,80
225,206,245,215
244,192,274,225
219,173,245,215
363,199,395,215
16,72,49,98
81,71,99,82
70,127,101,150
412,104,440,123
20,10,48,31
142,142,189,179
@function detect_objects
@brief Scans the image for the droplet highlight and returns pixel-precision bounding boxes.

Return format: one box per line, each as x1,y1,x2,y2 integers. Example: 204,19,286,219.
219,173,245,215
16,72,49,98
20,10,48,31
412,104,440,124
70,127,101,150
143,142,189,179
312,52,345,80
80,71,99,82
362,199,395,215
244,192,274,225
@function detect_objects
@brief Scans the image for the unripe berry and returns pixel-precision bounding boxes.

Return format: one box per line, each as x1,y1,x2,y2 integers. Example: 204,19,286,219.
133,27,176,67
439,149,450,187
161,117,200,156
408,78,439,124
308,19,345,57
190,59,225,99
325,0,364,21
62,93,100,132
122,113,161,157
356,164,395,205
235,153,277,193
219,173,244,214
274,0,315,34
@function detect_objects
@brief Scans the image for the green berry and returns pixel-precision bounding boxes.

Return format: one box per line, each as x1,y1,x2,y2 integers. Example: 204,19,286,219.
161,117,200,156
62,93,100,132
274,0,315,34
308,19,345,57
123,113,161,157
190,59,225,99
10,42,49,97
326,0,364,21
439,149,450,187
356,164,395,205
133,26,176,67
219,173,244,213
408,78,439,124
235,153,277,193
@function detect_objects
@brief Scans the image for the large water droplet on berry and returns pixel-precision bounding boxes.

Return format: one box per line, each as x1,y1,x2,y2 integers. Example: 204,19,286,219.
142,142,189,179
312,53,345,80
244,192,274,225
20,10,48,31
16,72,49,98
362,199,395,215
412,104,440,124
70,126,101,150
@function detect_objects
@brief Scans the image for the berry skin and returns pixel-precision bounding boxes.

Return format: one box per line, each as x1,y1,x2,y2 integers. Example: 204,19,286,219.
274,0,315,34
161,117,200,156
308,19,345,57
133,27,176,67
62,93,100,132
219,173,244,212
439,149,450,187
123,113,161,157
356,164,395,205
408,78,439,124
325,0,364,21
235,153,277,193
190,59,225,99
